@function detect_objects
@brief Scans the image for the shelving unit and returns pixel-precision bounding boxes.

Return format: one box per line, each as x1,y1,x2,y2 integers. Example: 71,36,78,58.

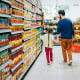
0,0,42,80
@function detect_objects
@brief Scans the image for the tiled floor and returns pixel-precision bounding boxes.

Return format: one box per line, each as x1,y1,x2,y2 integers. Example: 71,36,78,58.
24,46,80,80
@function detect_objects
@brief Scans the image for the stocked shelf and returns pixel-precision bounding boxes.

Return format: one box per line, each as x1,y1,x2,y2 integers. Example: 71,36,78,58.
0,44,11,52
0,59,12,70
0,0,42,79
11,5,24,11
5,75,12,80
16,0,24,4
10,45,24,52
11,14,24,19
23,32,41,42
23,39,40,53
24,26,41,30
17,50,41,80
1,0,11,4
0,13,11,18
0,29,11,34
11,31,24,35
11,60,23,72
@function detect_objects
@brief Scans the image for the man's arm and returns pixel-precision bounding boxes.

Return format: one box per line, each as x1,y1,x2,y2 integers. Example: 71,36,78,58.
53,39,60,44
57,21,62,40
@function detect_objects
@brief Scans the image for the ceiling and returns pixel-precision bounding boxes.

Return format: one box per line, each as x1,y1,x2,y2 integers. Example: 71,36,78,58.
41,0,80,20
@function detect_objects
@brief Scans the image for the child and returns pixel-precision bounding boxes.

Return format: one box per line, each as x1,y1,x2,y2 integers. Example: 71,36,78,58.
40,28,59,65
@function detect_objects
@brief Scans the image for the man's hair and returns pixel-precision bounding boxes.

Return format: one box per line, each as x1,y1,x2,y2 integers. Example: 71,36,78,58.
58,10,65,16
48,28,53,33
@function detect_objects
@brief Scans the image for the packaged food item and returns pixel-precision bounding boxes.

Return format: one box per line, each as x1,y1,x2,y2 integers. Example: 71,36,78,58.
10,49,23,69
0,2,10,14
0,34,9,46
0,64,10,80
0,49,9,65
0,18,9,29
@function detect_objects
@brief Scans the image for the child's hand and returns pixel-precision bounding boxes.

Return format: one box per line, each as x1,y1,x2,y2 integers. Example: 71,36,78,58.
56,40,60,44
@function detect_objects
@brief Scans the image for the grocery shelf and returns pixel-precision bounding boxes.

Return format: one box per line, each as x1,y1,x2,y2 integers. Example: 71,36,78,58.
23,46,30,53
0,44,11,52
23,32,41,42
11,14,24,19
24,43,41,63
17,50,41,80
0,29,11,34
24,7,32,12
24,26,41,30
0,13,11,18
1,0,11,4
11,31,24,35
16,0,24,4
11,5,24,11
11,23,24,26
5,75,12,80
11,60,23,72
10,45,24,52
0,59,12,70
23,39,39,53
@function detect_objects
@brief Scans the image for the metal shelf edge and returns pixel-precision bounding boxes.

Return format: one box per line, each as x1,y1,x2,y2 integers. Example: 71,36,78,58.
5,75,12,80
11,14,24,19
11,5,24,11
0,44,11,52
1,0,11,4
11,31,24,35
0,13,11,18
0,29,11,33
0,60,12,70
11,45,24,52
11,60,23,72
16,0,24,4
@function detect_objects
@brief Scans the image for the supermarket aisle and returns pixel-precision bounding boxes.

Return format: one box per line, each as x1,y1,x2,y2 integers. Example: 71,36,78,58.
24,46,80,80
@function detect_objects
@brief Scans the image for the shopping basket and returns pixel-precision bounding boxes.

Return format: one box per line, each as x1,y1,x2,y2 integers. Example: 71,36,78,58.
71,43,80,53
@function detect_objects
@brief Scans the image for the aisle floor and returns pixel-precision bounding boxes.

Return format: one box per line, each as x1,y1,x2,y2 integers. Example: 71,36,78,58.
24,46,80,80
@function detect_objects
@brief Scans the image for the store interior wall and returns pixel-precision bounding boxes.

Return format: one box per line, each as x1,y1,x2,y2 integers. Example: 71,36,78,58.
41,0,80,21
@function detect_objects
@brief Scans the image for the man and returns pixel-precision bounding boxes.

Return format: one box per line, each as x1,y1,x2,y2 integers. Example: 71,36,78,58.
57,10,74,66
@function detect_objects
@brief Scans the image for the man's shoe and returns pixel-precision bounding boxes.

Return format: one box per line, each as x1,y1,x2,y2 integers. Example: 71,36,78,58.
68,60,72,66
47,63,50,65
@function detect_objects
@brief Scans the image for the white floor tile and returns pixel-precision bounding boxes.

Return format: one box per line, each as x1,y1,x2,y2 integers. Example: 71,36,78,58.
24,46,80,80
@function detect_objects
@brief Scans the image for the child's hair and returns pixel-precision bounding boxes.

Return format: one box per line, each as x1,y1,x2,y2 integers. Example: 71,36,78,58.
48,28,53,33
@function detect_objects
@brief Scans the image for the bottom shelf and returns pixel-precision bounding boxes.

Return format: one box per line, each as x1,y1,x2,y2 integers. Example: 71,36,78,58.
17,50,41,80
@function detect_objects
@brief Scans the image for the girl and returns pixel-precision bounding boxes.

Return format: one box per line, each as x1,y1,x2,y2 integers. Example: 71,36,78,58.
40,28,59,65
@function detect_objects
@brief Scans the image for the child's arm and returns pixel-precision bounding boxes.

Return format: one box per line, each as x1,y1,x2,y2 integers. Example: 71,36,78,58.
53,39,60,44
52,35,60,44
